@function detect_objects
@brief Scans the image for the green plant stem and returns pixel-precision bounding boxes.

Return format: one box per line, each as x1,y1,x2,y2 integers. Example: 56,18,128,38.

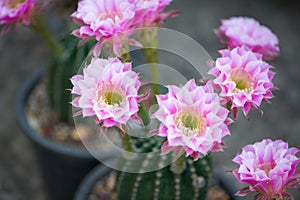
122,131,134,152
138,101,151,126
119,43,131,62
143,49,160,95
273,197,286,200
30,15,64,59
137,29,160,94
171,154,186,174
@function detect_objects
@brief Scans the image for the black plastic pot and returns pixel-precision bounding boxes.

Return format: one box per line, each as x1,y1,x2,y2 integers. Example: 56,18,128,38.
75,165,242,200
16,69,110,200
212,169,243,200
74,165,112,200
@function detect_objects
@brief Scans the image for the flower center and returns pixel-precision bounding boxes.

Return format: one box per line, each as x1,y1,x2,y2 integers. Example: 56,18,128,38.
256,161,276,176
175,111,206,136
6,0,25,8
98,11,123,22
229,68,254,93
96,82,124,107
102,92,123,105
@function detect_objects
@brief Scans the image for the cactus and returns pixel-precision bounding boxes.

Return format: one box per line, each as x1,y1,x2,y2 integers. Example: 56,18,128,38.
114,136,212,200
47,34,95,122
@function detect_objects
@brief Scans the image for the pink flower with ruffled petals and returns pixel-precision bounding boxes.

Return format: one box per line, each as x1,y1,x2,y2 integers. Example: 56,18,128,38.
208,46,275,117
0,0,43,35
71,0,144,57
135,0,178,26
216,17,280,60
71,57,144,132
232,139,300,200
152,80,231,160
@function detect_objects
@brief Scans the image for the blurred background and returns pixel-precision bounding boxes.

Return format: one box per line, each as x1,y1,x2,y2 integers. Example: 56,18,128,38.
0,0,299,199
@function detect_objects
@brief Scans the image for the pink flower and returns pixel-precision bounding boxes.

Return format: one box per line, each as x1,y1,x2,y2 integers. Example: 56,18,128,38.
71,57,144,132
71,0,143,57
208,46,275,117
71,0,177,56
0,0,43,35
136,0,172,11
136,0,178,26
216,16,280,60
232,139,300,200
152,80,231,160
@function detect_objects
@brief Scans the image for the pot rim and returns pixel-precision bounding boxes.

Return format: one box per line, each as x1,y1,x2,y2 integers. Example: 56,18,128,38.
15,68,111,160
75,165,242,200
74,165,112,200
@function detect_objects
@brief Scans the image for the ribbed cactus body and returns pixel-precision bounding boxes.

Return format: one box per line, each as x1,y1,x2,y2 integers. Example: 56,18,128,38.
115,137,212,200
47,35,94,122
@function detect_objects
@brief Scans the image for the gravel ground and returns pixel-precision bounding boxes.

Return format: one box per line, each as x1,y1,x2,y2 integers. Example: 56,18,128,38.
1,0,300,199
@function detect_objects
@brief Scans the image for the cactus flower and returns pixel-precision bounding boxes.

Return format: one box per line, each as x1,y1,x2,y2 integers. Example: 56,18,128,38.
232,139,300,200
208,46,275,117
153,80,231,160
71,0,143,57
71,0,177,57
136,0,178,26
71,57,144,132
216,16,280,60
0,0,43,35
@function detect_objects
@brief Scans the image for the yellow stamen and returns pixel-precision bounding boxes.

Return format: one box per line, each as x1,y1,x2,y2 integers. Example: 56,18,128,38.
6,0,25,9
98,11,123,22
255,161,276,176
175,111,206,136
96,83,124,107
229,68,254,94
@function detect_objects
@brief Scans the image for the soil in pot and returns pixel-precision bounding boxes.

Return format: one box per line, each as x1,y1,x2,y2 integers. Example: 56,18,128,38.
26,70,118,151
25,76,87,148
16,69,105,200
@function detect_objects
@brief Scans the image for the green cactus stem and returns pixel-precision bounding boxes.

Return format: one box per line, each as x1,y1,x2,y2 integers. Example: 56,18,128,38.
47,34,95,122
30,15,64,60
114,136,212,200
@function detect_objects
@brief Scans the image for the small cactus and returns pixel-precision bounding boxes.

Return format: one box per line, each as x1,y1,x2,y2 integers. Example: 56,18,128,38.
114,136,212,200
47,34,95,122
